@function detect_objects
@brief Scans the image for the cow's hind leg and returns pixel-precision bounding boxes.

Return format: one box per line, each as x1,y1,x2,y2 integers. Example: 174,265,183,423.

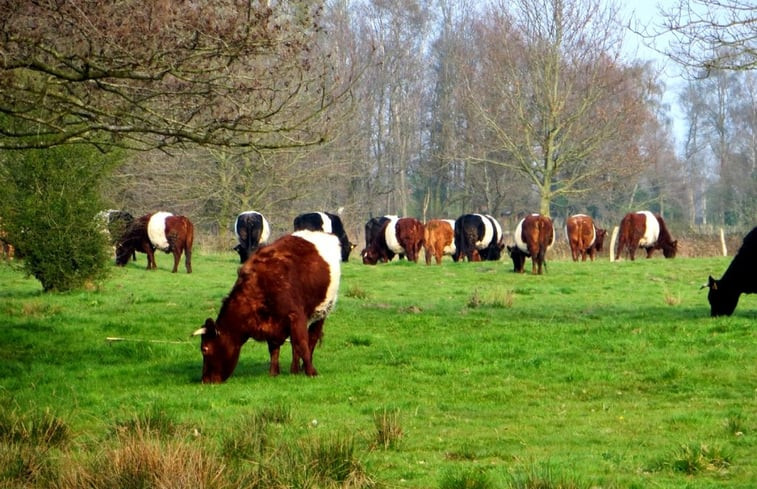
184,245,192,273
292,318,325,374
171,248,181,273
289,313,317,376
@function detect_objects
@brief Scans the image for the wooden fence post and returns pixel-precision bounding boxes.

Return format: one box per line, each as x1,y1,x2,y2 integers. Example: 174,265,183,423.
609,226,619,262
720,228,727,256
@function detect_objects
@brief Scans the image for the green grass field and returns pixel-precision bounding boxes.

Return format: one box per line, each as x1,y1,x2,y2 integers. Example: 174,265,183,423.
1,252,755,488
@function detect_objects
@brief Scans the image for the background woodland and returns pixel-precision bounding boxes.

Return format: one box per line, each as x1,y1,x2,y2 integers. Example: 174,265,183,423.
1,0,754,284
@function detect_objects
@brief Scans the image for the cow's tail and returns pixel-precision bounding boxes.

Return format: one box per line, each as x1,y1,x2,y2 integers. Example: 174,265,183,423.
185,218,194,265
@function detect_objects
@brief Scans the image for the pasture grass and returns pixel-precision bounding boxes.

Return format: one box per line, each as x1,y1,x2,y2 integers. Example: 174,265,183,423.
0,251,755,488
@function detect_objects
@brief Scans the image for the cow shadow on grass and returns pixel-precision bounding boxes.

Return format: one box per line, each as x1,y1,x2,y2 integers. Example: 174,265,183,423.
167,357,274,384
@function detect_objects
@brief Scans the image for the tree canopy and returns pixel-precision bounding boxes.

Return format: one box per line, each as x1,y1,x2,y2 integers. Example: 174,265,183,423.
0,0,354,151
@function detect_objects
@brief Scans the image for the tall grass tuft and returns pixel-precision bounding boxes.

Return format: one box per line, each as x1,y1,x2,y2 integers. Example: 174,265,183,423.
467,287,514,308
345,284,369,299
113,405,180,439
507,464,597,489
0,441,59,487
264,434,375,488
220,410,279,462
669,442,732,474
0,409,69,486
439,466,492,489
57,429,230,489
0,408,70,447
373,408,403,450
723,411,747,436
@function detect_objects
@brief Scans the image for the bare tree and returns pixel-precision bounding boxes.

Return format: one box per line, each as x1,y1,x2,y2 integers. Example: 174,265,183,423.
0,1,354,151
460,0,654,217
656,0,757,76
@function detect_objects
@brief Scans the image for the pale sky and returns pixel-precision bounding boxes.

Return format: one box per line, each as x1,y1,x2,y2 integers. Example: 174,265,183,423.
619,0,688,148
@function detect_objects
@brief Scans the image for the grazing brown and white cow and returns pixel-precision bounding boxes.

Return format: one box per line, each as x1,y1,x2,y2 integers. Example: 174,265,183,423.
705,226,757,317
507,214,555,274
616,211,677,260
233,211,271,263
452,214,504,262
424,219,456,265
116,212,194,273
362,216,425,264
565,214,606,262
193,230,341,383
293,211,355,262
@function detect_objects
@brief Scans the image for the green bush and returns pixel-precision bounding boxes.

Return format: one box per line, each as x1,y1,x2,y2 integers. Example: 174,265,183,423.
0,145,118,291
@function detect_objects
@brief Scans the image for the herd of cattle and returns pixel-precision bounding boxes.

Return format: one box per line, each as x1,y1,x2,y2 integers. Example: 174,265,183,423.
93,209,754,383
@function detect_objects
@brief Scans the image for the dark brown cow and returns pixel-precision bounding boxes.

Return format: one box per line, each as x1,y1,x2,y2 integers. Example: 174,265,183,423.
616,211,677,260
115,211,194,273
705,226,757,317
362,216,425,265
424,219,455,265
507,214,555,274
193,230,341,382
565,214,606,261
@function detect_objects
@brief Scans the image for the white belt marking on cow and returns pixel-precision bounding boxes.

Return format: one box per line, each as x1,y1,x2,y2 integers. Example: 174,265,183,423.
236,211,271,244
514,217,527,253
148,212,173,251
293,230,341,323
316,212,333,234
473,213,493,249
384,216,404,254
637,211,659,247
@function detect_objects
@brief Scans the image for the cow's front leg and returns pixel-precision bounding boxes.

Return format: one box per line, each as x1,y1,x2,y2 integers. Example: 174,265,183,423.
145,247,156,270
267,341,282,376
171,248,180,273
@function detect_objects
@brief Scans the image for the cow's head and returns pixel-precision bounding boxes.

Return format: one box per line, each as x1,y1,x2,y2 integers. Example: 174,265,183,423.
193,318,242,383
662,240,678,258
341,242,357,262
361,247,380,265
507,245,527,273
595,229,607,251
114,242,134,266
705,275,739,317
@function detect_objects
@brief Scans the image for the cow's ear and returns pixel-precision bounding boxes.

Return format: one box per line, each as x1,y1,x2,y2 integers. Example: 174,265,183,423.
192,318,216,337
708,276,718,290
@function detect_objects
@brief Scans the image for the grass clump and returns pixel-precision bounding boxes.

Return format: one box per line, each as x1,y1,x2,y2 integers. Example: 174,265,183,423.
0,408,70,448
439,466,492,489
506,464,599,489
0,408,70,487
373,408,403,450
467,287,514,308
113,406,180,439
670,442,732,474
345,285,369,299
59,430,229,489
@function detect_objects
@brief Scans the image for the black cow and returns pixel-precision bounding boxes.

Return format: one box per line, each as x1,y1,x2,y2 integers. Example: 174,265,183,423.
234,211,271,263
705,226,757,317
362,216,403,262
452,213,504,262
98,209,135,260
293,211,355,262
